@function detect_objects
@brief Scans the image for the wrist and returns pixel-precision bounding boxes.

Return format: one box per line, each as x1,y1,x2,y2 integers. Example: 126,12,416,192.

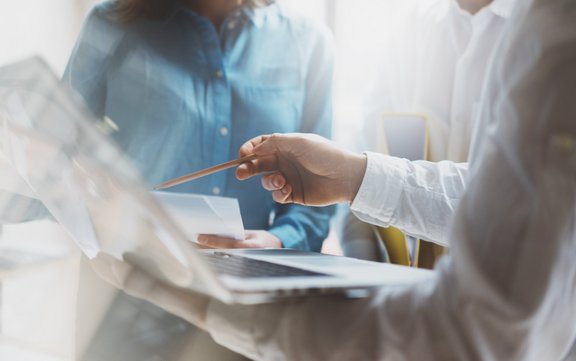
345,153,367,203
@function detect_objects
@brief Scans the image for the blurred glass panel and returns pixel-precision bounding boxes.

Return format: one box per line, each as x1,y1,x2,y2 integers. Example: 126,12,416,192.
0,220,78,361
0,56,239,360
0,57,200,286
0,0,99,74
81,294,192,361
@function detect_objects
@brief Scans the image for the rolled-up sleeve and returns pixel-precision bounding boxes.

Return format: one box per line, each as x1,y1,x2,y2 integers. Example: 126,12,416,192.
351,152,467,246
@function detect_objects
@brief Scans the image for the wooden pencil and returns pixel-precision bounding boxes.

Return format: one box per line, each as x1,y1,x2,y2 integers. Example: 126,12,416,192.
154,154,259,190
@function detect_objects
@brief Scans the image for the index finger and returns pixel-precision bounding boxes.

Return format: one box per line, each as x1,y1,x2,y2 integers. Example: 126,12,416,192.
236,154,278,180
238,134,272,158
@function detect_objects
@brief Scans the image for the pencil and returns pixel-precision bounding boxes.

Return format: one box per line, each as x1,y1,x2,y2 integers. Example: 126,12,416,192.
154,154,259,190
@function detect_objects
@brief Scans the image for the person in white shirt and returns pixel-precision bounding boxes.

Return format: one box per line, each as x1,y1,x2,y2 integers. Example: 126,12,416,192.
344,0,517,261
93,0,576,359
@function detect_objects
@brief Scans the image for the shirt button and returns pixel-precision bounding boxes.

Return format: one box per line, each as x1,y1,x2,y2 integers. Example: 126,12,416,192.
212,186,221,195
219,127,229,136
214,70,224,79
227,20,237,29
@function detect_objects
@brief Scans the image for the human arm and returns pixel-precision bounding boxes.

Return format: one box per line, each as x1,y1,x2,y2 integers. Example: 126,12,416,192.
342,153,469,248
351,155,468,246
239,136,467,247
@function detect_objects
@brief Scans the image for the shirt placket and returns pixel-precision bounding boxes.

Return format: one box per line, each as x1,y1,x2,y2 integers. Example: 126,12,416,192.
198,17,232,196
448,13,474,162
449,10,495,162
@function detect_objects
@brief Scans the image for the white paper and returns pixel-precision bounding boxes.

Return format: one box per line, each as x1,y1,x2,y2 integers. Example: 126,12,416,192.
152,191,245,242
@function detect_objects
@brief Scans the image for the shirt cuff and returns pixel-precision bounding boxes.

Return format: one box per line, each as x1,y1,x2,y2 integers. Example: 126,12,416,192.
267,224,303,249
206,300,260,359
350,152,408,227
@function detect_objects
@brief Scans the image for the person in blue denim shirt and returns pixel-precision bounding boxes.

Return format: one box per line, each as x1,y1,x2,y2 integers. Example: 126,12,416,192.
64,0,335,251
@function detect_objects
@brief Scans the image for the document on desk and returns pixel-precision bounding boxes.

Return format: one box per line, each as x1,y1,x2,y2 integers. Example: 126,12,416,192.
152,191,245,242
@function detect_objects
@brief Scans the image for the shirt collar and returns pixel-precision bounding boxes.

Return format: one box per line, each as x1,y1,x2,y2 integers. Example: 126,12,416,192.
448,0,518,20
166,2,279,29
488,0,518,19
239,2,280,28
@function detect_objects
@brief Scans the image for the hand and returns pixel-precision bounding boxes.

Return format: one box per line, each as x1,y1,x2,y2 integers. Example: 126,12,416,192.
90,253,210,329
236,133,367,206
197,230,282,249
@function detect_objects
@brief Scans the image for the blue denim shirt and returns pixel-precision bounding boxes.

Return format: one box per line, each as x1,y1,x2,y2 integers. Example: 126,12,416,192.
64,2,335,251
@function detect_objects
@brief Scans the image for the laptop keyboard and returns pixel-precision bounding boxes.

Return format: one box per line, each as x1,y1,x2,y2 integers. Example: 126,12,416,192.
202,252,328,278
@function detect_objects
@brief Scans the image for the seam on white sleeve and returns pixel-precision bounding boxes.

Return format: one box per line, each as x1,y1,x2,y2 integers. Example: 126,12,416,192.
351,152,409,226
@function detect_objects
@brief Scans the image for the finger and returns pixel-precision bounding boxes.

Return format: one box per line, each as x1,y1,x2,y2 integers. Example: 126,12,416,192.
251,133,286,156
242,133,292,159
194,235,218,249
271,184,293,204
236,155,278,180
197,234,244,249
194,242,215,249
261,172,286,191
238,134,272,158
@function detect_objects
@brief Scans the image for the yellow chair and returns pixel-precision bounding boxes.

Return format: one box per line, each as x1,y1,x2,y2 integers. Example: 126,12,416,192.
373,113,445,269
374,225,415,266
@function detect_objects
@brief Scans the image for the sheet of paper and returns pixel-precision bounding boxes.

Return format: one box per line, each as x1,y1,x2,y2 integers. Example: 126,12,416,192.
152,191,245,242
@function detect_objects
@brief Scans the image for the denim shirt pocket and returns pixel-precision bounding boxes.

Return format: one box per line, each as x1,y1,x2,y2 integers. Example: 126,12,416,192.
234,66,304,138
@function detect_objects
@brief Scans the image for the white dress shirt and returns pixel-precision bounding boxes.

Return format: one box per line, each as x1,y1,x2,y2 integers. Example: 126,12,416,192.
345,0,517,248
205,0,576,359
362,0,515,162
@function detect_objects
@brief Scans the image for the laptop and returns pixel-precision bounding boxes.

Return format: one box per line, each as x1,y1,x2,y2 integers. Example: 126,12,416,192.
0,57,432,304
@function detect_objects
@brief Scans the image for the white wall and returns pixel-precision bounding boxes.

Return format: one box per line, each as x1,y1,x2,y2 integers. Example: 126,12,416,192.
0,0,96,75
